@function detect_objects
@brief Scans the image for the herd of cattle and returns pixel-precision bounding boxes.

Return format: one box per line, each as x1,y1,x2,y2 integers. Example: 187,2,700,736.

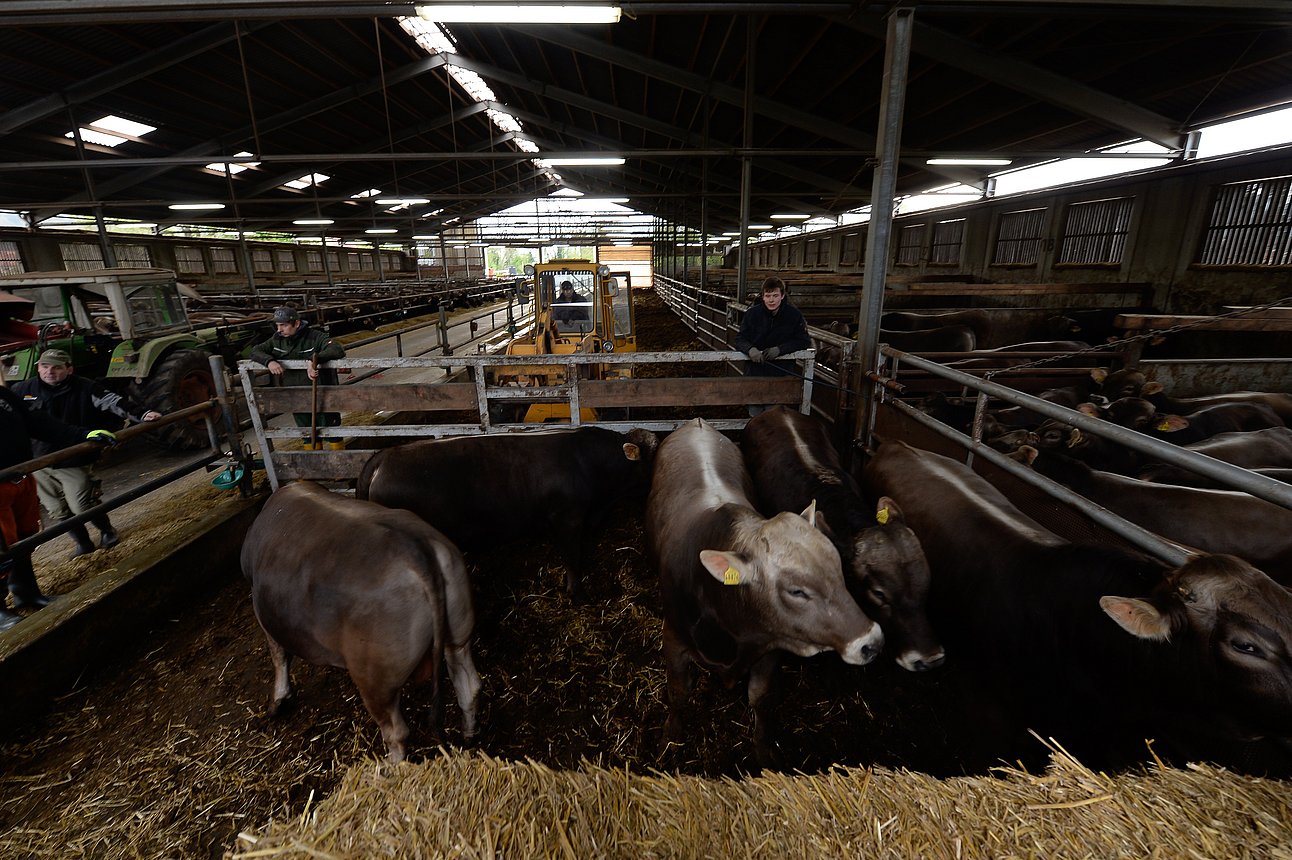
240,385,1292,770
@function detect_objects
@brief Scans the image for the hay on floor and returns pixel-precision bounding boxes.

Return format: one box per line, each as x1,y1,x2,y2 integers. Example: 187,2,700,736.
231,744,1292,859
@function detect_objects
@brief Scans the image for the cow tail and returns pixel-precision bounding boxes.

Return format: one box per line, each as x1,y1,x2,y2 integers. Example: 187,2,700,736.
413,559,449,735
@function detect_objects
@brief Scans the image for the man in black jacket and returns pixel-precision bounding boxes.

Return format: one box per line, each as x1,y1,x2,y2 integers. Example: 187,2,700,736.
11,349,160,558
0,364,112,630
248,306,347,449
732,276,811,415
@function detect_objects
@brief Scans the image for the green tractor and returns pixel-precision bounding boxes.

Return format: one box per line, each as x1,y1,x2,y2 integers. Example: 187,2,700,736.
0,267,259,449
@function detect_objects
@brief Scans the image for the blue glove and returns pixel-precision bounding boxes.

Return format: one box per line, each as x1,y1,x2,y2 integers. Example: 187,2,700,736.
747,347,764,363
87,429,117,445
763,346,781,360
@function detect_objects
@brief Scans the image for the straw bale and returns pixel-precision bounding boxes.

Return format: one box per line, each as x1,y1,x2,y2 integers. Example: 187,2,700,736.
233,747,1292,859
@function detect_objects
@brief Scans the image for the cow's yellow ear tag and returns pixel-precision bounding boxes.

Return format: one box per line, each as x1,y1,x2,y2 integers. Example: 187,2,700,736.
876,507,890,525
1156,419,1172,432
723,567,741,585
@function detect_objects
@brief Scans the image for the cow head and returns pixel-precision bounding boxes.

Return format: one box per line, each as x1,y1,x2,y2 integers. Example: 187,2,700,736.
1093,367,1147,400
699,501,884,665
847,497,944,672
1100,554,1292,740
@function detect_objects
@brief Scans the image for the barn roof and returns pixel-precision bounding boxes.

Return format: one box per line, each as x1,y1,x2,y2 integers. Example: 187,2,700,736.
1,1,1290,246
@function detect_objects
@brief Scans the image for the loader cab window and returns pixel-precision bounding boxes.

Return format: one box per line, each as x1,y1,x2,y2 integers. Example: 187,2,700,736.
549,273,594,332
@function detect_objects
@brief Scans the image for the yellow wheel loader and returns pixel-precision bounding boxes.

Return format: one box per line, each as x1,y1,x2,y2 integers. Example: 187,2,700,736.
489,260,636,423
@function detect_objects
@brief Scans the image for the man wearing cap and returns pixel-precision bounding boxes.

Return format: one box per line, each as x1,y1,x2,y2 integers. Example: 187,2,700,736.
10,348,161,559
249,307,347,449
0,361,116,628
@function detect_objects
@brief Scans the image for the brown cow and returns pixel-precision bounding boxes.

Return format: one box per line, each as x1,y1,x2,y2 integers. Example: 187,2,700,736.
241,481,481,763
863,440,1292,767
742,406,943,672
648,418,883,767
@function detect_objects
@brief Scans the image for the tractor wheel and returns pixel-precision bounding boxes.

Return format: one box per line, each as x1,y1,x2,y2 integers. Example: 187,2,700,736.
132,348,220,450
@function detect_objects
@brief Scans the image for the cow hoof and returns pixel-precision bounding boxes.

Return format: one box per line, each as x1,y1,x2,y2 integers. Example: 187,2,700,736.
267,695,296,718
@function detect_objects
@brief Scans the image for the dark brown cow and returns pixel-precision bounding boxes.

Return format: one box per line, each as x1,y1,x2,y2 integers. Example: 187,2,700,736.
648,418,883,767
863,440,1292,764
1178,427,1292,469
1029,449,1292,583
1139,464,1292,490
880,324,977,353
1102,397,1284,444
742,406,943,672
241,481,481,763
357,427,658,598
880,309,993,344
1142,385,1292,425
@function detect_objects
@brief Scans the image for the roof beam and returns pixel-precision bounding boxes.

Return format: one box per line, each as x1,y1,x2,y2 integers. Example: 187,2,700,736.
833,14,1184,149
0,21,274,137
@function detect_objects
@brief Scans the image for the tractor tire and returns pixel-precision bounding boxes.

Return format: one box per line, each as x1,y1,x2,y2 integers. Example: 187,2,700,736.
132,348,220,450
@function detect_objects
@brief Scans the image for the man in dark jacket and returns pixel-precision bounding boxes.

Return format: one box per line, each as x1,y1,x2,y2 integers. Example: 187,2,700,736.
11,348,161,558
0,365,111,629
248,306,347,449
732,276,811,415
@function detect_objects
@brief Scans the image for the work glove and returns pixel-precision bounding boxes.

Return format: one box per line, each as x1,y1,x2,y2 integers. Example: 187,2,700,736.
763,346,781,361
86,429,117,445
747,347,764,363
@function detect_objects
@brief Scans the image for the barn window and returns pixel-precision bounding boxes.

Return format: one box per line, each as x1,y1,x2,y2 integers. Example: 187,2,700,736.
175,246,206,274
252,249,274,273
818,235,833,267
894,224,926,266
929,219,965,265
210,246,238,273
304,249,323,271
0,240,24,275
346,252,361,271
840,232,862,266
274,249,297,273
1058,197,1133,264
1197,175,1292,266
59,243,104,270
785,243,798,267
360,253,375,271
805,237,820,267
327,251,340,271
115,244,151,267
993,208,1047,265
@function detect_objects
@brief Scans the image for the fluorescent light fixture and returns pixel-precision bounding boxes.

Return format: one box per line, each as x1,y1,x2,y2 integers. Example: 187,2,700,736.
293,218,334,225
581,197,630,203
770,213,810,220
926,157,1013,166
748,224,773,230
366,228,399,234
536,157,625,167
416,5,621,24
168,202,225,210
376,197,431,205
413,234,439,240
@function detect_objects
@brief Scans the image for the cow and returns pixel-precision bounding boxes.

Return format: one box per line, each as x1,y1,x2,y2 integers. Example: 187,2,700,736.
946,340,1092,370
1142,384,1292,425
647,418,883,767
880,309,993,345
863,439,1292,767
1102,397,1284,444
742,407,944,672
357,427,658,599
1177,426,1292,470
1028,449,1292,583
879,324,977,353
1139,464,1292,490
241,481,481,763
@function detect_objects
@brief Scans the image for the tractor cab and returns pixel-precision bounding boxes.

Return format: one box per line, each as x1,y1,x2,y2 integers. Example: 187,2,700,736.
490,259,637,422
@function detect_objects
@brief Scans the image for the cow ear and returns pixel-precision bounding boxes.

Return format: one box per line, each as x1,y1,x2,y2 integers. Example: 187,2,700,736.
1155,414,1188,433
1012,444,1039,466
1099,595,1172,641
1089,367,1108,385
699,549,752,586
622,442,641,461
1077,402,1102,417
1141,381,1164,396
875,496,903,524
800,499,824,531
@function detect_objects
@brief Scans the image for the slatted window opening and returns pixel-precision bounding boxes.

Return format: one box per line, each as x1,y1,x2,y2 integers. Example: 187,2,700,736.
175,246,206,274
1059,197,1133,264
60,243,105,271
840,231,863,266
274,249,297,273
359,253,375,271
929,219,965,264
1198,175,1292,266
210,246,238,273
894,223,926,266
346,252,362,271
785,243,798,267
0,240,25,275
805,237,820,267
115,244,152,267
252,249,274,273
305,249,323,271
818,235,833,268
327,251,341,271
993,208,1047,265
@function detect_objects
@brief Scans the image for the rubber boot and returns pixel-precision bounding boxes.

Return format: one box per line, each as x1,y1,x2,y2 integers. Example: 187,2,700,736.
301,441,321,451
0,560,18,630
326,440,346,450
92,515,119,549
68,522,98,559
8,554,51,610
